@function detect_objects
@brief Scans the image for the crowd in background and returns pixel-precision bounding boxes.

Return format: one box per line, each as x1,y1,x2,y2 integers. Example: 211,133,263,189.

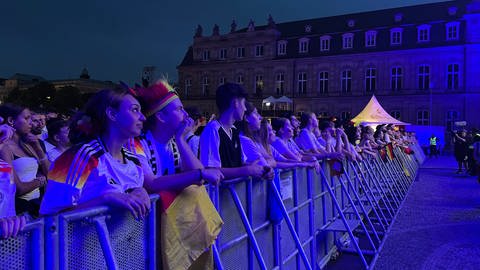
0,81,478,269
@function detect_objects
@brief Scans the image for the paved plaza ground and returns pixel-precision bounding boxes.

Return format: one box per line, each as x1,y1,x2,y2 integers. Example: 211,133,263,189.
373,155,480,270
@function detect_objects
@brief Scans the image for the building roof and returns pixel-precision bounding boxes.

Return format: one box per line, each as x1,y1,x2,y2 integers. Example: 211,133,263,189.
9,73,46,82
179,0,470,67
239,0,466,37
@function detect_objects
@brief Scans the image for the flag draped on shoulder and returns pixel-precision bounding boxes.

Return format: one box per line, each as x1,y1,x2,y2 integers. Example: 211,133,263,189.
128,134,222,270
49,140,104,189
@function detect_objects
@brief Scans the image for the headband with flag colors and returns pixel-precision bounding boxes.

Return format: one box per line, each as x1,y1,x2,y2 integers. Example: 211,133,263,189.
136,80,179,117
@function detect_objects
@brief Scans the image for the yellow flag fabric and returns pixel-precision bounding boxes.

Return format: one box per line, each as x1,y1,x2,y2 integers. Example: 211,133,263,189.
161,185,223,270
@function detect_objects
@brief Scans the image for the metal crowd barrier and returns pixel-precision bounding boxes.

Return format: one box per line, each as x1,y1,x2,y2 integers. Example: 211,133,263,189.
1,143,422,270
0,217,44,270
210,143,422,270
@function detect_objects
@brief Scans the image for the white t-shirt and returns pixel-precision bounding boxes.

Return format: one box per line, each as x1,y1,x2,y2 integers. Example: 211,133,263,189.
296,128,325,152
200,120,244,168
40,139,144,215
240,134,269,166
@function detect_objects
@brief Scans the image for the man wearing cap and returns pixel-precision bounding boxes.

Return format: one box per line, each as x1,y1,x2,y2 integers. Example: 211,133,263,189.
130,80,224,270
199,82,270,179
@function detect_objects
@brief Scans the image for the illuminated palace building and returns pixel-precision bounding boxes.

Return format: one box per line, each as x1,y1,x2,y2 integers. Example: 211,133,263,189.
177,0,480,129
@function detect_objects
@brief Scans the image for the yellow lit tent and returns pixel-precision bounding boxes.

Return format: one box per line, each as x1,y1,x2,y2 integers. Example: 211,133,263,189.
351,95,409,126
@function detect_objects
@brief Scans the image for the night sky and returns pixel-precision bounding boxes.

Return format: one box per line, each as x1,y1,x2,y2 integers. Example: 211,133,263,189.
1,0,444,85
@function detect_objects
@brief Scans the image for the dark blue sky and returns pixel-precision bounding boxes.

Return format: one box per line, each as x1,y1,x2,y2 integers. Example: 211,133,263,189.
1,0,443,85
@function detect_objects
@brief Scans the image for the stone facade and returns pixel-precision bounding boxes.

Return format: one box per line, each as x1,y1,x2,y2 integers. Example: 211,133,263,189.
178,0,480,129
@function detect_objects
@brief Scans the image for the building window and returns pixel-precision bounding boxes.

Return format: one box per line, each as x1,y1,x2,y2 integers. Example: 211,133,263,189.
318,71,329,94
391,67,403,91
299,38,309,53
219,48,227,60
390,110,401,120
417,110,430,125
341,70,352,93
365,30,377,47
202,76,209,96
184,78,192,96
236,47,245,58
446,22,460,41
365,68,376,92
341,111,351,120
342,33,354,49
236,74,244,84
277,41,287,55
255,45,264,57
446,111,459,131
276,72,285,95
320,36,331,51
255,75,264,96
447,63,459,90
417,25,431,43
390,28,403,45
202,50,210,61
219,77,226,86
298,72,307,94
418,65,430,90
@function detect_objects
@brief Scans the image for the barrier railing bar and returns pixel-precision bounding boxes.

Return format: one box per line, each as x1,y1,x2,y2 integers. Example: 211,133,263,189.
227,185,268,270
93,216,119,270
318,169,369,268
247,178,254,270
269,180,313,270
307,169,316,268
212,244,225,270
351,161,390,230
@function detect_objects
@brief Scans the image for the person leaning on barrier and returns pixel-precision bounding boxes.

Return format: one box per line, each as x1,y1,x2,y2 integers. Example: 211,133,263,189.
128,80,223,270
0,119,27,239
262,119,320,172
39,88,151,220
296,112,343,160
0,104,50,218
238,102,313,171
271,117,318,162
199,83,269,179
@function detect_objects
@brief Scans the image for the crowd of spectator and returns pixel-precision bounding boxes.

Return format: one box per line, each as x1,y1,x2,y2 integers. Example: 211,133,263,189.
0,80,475,269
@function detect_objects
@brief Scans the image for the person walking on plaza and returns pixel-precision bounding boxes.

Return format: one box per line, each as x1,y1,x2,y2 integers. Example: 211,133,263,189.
473,132,480,182
429,134,438,158
453,130,468,174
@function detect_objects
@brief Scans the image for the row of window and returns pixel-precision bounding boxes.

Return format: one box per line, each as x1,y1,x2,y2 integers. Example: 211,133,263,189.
284,22,459,54
184,63,460,96
201,22,460,61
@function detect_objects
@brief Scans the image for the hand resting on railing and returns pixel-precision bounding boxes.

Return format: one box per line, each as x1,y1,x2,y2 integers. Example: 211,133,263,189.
0,215,26,239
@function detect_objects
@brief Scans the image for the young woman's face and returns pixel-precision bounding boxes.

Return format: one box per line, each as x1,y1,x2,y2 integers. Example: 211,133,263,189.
13,109,32,135
267,122,276,142
113,94,146,138
279,119,294,139
290,116,300,129
310,113,319,128
245,108,262,131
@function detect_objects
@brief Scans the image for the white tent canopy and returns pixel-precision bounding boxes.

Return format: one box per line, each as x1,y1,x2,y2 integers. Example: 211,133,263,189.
261,96,293,111
351,95,410,126
276,96,293,103
262,96,276,104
